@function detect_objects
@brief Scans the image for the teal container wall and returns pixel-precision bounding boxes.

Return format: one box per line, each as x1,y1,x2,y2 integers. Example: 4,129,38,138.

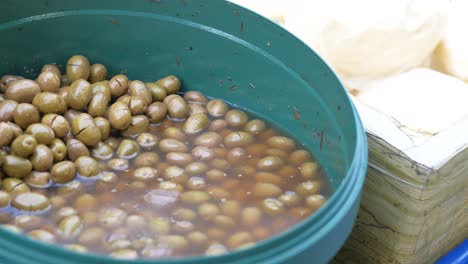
0,1,367,263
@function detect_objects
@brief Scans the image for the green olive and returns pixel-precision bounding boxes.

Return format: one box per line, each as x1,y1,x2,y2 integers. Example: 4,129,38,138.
133,167,158,181
299,162,318,179
107,158,129,171
214,215,235,229
91,142,114,160
166,152,193,166
98,208,128,228
116,139,140,159
194,132,222,147
51,161,76,184
172,220,195,234
13,103,40,129
227,232,253,249
224,131,254,148
267,136,295,151
12,192,50,211
32,92,67,114
5,79,41,103
244,119,266,135
206,99,228,117
296,180,322,197
226,147,247,164
255,172,281,185
0,122,13,147
253,182,282,198
58,86,69,101
75,156,102,177
123,96,147,115
185,162,208,176
31,144,54,172
79,226,106,246
206,169,226,182
0,191,11,208
198,203,219,220
53,207,78,223
225,109,248,129
49,138,67,162
184,91,208,105
164,94,189,120
159,139,188,153
108,102,132,130
133,152,159,168
163,166,188,184
89,64,108,83
25,123,55,145
146,102,167,124
66,139,90,161
2,178,30,195
149,217,171,234
289,149,312,166
191,146,215,161
129,80,152,105
36,71,60,93
91,81,111,99
28,229,56,244
3,155,32,178
63,109,82,125
163,127,185,141
257,156,284,171
188,103,208,115
156,75,181,95
136,133,159,150
261,198,285,215
0,100,18,122
205,243,228,256
87,92,110,117
57,181,84,198
6,121,23,140
1,75,24,86
71,113,102,147
59,215,83,240
91,118,109,142
109,74,129,98
278,191,301,207
41,64,61,77
42,114,70,138
96,171,119,190
25,171,52,188
67,79,92,110
159,235,188,251
14,215,43,229
180,191,210,204
121,115,149,137
66,55,90,82
240,207,262,226
146,82,167,102
183,113,209,135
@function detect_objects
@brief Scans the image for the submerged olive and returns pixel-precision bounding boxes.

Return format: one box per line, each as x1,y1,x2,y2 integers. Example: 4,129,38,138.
41,114,70,138
194,132,222,147
89,64,108,83
28,229,56,244
75,156,102,177
108,102,132,130
58,215,83,240
25,171,52,188
116,140,140,159
109,75,129,98
66,139,90,161
164,95,189,120
244,119,266,134
31,144,54,172
91,142,114,160
0,100,18,122
0,122,13,147
183,113,209,135
188,103,207,115
12,192,50,211
225,109,248,129
36,71,60,93
33,92,67,114
5,79,41,103
51,161,76,184
0,191,11,208
133,152,159,168
156,75,181,95
146,102,167,124
67,79,92,110
71,113,101,147
133,167,158,181
129,80,152,105
66,55,90,82
136,133,159,150
163,127,185,141
159,139,188,153
224,131,254,148
267,136,295,151
206,99,228,117
13,103,40,129
3,155,33,178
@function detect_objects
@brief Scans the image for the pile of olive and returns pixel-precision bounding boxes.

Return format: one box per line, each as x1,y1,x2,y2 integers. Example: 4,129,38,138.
0,55,329,259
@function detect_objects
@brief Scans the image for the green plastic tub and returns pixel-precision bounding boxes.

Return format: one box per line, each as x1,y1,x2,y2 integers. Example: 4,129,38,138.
0,0,367,263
